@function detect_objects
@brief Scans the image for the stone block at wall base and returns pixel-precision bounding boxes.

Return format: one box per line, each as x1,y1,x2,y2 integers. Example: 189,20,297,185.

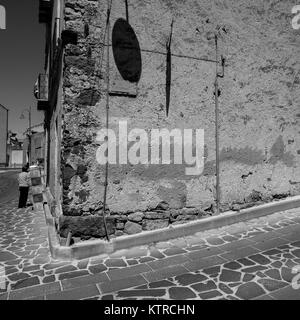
59,215,116,238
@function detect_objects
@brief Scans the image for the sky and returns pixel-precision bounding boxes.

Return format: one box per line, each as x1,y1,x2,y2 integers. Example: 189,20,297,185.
0,0,45,139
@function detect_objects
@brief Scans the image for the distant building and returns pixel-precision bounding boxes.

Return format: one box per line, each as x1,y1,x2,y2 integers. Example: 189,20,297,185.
7,131,23,168
22,131,45,166
0,104,8,167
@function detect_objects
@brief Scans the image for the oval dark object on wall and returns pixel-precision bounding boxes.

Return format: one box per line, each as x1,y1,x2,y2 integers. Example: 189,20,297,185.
112,18,142,83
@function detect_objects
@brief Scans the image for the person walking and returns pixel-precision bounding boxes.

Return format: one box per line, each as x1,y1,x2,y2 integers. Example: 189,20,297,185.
18,166,31,208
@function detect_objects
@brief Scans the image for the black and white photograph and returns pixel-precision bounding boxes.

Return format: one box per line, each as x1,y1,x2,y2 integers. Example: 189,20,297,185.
0,0,300,304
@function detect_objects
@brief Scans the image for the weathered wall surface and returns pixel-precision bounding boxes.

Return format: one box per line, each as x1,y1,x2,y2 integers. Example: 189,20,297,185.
60,0,300,238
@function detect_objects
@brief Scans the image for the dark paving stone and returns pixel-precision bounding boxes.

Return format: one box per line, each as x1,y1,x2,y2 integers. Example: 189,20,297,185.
191,280,217,293
262,227,275,232
139,257,155,263
117,289,166,298
184,256,227,272
202,266,220,275
8,272,31,282
237,258,256,266
257,271,266,278
270,285,300,300
107,264,151,281
219,269,241,283
134,285,148,289
9,282,61,300
235,282,265,300
264,269,282,281
175,273,208,286
291,241,300,248
58,270,89,281
241,266,268,273
263,249,282,256
253,294,274,300
105,259,127,268
220,246,259,261
88,264,107,274
82,296,99,300
186,246,223,260
252,237,287,251
199,290,223,300
77,260,89,269
271,261,283,268
61,273,109,290
278,245,291,250
163,247,187,256
127,260,139,266
5,259,22,266
23,265,41,272
11,276,40,290
222,235,238,242
0,251,18,262
43,275,56,284
143,265,188,283
223,261,242,270
5,267,19,275
43,262,70,270
186,244,208,251
281,267,294,283
219,283,233,294
54,265,78,274
147,255,188,270
228,282,242,288
31,270,44,277
149,280,174,288
291,249,300,258
258,278,287,292
219,239,254,252
169,287,196,299
46,284,99,300
226,295,239,300
283,253,295,259
248,254,271,265
242,274,255,282
99,275,147,294
285,259,298,268
101,295,114,300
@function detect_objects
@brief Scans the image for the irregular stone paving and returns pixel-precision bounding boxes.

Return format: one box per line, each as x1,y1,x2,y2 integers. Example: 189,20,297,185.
0,197,300,300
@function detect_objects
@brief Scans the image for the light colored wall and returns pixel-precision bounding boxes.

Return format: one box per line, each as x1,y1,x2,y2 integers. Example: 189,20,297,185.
59,0,300,234
10,150,23,167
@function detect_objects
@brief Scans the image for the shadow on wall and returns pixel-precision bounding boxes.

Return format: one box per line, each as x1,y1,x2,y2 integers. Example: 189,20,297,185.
112,18,142,83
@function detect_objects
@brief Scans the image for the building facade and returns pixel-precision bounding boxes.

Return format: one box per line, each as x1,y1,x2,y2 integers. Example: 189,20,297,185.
37,0,300,239
0,104,8,167
22,131,45,166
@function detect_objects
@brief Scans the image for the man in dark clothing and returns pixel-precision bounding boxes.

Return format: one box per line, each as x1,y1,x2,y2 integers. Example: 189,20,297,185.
18,166,31,208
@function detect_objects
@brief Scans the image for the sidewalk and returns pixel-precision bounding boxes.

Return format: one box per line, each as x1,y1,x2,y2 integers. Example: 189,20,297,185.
0,198,300,300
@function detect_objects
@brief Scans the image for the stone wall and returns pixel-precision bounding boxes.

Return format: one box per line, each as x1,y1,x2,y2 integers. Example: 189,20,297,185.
59,0,300,239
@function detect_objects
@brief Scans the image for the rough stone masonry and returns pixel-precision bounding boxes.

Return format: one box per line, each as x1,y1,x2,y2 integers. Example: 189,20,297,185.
58,0,300,239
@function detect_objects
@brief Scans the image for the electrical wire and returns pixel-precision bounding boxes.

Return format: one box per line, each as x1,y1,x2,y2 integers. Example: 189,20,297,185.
98,42,218,64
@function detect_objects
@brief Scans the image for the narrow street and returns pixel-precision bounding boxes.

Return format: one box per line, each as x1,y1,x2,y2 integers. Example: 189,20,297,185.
0,171,300,300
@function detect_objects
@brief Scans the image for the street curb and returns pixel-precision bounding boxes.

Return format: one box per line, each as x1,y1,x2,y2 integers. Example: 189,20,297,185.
43,194,300,261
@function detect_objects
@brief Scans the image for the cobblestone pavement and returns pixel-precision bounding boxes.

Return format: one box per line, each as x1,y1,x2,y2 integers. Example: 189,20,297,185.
0,195,300,300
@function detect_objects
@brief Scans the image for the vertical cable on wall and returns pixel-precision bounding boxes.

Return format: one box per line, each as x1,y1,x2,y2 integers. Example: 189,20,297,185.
102,3,113,242
214,34,220,215
125,0,129,23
